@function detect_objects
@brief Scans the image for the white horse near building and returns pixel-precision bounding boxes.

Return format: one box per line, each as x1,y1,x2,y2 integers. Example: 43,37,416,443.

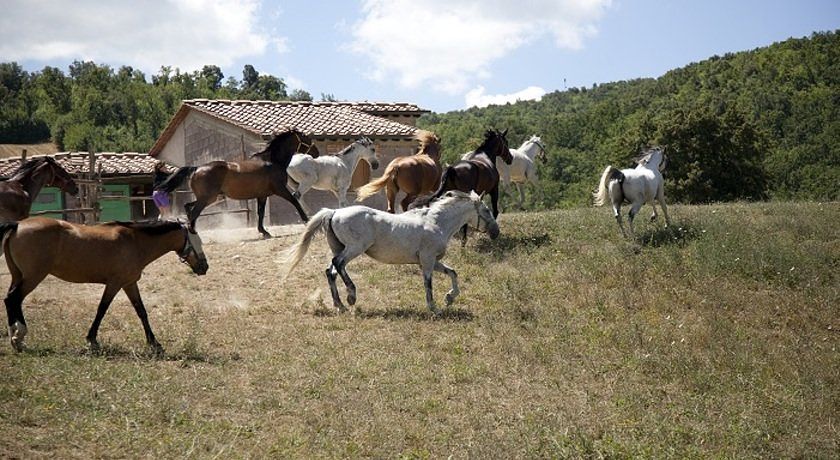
280,191,500,314
287,137,379,210
593,146,672,239
496,135,547,209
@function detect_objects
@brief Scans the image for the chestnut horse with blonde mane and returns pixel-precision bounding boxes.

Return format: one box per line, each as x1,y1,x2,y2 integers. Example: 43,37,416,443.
0,218,208,354
355,130,442,213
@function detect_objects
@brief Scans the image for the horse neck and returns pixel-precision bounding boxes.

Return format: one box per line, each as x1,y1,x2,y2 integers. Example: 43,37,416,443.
520,142,540,160
427,200,473,238
340,145,363,168
14,165,51,199
135,228,185,266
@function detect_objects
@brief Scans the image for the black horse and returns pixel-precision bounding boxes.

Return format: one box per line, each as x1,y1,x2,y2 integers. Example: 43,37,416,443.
429,129,512,219
156,129,320,238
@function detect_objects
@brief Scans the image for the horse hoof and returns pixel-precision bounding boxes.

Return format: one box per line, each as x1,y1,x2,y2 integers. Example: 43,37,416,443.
347,293,356,306
260,232,272,240
150,343,165,357
445,293,455,306
87,340,101,354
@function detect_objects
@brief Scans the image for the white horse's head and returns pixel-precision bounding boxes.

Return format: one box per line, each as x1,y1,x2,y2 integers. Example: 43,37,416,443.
355,136,379,170
637,146,666,171
528,135,548,163
442,191,500,239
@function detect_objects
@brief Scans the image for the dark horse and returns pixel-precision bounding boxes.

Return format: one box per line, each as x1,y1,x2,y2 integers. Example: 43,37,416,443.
156,129,320,238
0,156,79,222
429,129,512,218
1,218,208,354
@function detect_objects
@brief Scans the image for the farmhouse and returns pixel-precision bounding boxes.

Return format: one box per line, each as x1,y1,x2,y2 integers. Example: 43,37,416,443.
149,99,430,225
0,151,166,222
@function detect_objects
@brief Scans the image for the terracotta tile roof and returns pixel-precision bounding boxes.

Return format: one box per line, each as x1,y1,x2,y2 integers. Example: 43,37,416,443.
150,99,430,156
0,152,166,178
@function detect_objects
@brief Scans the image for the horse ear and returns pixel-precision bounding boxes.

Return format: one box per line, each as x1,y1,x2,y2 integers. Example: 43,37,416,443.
501,128,508,137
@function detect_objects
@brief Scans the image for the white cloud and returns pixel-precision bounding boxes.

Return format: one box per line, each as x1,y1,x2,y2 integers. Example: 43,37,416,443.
465,85,546,108
349,0,611,93
0,0,282,75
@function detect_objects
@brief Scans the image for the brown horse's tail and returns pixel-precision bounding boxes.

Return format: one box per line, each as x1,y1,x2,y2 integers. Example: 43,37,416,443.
156,166,197,193
0,222,19,262
355,162,398,201
278,208,335,279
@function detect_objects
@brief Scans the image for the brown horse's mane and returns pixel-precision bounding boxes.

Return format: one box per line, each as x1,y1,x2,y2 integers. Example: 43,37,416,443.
415,130,441,158
104,220,183,235
5,157,56,179
251,129,305,164
475,130,501,154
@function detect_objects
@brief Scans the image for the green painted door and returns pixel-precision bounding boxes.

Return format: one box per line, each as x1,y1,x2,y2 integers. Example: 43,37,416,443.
30,187,63,219
100,184,132,222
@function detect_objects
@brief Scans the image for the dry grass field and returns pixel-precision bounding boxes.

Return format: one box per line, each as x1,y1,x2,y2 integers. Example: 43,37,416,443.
0,201,837,458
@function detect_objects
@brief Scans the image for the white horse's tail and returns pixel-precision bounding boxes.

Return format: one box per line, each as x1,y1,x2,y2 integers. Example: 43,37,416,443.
593,166,623,206
279,208,335,278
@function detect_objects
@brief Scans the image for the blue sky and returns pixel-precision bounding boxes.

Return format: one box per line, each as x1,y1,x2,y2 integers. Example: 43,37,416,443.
2,1,838,113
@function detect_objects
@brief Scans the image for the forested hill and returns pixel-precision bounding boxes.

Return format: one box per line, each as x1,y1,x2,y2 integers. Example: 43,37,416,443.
1,31,837,204
418,31,840,204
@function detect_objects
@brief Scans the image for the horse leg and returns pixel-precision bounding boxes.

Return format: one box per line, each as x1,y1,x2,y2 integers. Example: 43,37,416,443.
490,187,501,219
612,202,628,238
85,284,121,352
627,202,643,240
649,201,659,222
287,178,301,199
123,282,163,355
332,255,357,307
459,225,469,247
385,181,398,213
400,193,415,212
516,183,526,210
4,271,48,352
185,199,209,232
256,197,272,239
657,186,672,228
325,263,346,312
274,186,309,223
434,261,460,307
420,259,440,314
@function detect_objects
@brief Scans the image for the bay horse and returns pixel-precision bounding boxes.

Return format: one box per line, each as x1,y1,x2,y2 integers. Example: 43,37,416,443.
593,146,672,239
354,130,442,213
156,129,320,238
280,191,499,314
287,137,379,211
0,156,79,222
0,218,208,354
495,135,547,209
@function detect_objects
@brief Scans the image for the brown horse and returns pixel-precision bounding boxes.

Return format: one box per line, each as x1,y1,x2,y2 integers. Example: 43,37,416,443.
0,218,208,354
355,130,442,213
429,129,512,218
0,156,79,222
157,129,320,238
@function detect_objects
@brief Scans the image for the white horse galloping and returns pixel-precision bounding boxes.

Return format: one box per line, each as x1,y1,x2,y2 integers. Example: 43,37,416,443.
593,146,672,239
280,191,500,314
495,135,547,209
287,137,379,210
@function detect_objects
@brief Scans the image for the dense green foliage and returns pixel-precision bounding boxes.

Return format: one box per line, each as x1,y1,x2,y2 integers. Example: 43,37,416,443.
419,31,840,204
1,32,837,204
0,61,312,152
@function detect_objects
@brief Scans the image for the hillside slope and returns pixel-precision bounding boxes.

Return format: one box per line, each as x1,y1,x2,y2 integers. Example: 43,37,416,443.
1,202,836,457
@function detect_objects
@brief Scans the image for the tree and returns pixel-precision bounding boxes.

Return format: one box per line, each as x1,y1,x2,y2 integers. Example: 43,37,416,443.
289,88,312,101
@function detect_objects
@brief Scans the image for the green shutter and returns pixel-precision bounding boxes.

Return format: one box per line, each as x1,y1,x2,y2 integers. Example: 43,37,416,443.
30,187,64,219
99,184,132,222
